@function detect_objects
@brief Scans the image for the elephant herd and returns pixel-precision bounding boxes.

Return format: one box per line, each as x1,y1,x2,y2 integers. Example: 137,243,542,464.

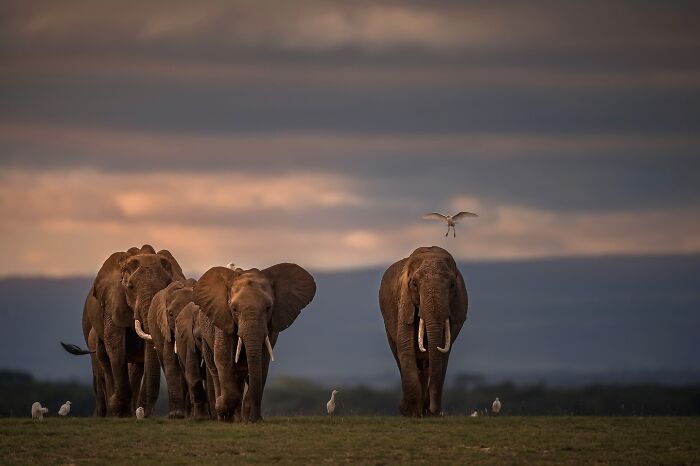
63,244,468,421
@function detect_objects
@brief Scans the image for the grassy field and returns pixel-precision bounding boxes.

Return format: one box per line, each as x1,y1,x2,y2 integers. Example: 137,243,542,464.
0,417,698,465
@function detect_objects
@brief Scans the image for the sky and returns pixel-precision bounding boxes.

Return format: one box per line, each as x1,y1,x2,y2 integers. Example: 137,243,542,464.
1,0,699,276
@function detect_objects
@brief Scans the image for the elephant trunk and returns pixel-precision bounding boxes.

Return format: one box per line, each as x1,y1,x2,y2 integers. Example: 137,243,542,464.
244,339,263,422
423,293,448,413
239,323,266,422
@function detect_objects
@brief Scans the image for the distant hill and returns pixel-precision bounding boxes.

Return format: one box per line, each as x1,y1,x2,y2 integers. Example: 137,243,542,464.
0,255,699,387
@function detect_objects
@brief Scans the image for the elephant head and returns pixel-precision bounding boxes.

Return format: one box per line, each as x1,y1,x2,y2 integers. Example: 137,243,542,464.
121,248,186,332
195,263,316,420
136,278,196,343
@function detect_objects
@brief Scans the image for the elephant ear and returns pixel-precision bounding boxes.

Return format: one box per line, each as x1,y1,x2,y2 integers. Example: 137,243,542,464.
194,267,236,335
450,269,468,330
264,263,316,332
85,288,104,339
176,302,199,349
149,288,170,342
397,264,416,325
158,281,184,342
120,256,141,278
157,249,185,281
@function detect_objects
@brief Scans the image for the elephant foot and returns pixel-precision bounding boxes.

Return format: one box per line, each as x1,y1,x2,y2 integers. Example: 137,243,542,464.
192,403,209,420
399,399,422,417
168,410,185,419
108,395,131,417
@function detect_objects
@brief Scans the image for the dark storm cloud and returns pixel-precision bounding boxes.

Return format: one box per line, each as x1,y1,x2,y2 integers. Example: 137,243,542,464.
1,0,700,274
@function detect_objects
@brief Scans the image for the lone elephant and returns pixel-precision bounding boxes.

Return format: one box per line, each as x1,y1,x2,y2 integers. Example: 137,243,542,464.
195,264,316,422
378,246,468,417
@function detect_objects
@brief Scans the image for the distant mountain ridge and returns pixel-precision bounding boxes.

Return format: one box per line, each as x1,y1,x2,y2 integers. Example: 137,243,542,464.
0,254,698,387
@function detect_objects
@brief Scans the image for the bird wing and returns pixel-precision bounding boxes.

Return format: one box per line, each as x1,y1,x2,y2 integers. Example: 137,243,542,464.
423,212,448,221
452,211,478,222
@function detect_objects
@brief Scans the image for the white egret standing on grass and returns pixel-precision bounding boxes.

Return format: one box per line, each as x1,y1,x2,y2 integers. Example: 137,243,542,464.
31,402,48,420
58,401,71,417
423,211,478,237
492,397,501,415
326,390,339,415
136,406,145,420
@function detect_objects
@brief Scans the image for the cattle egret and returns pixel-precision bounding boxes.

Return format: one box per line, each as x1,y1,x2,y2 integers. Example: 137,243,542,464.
31,402,48,420
58,401,71,416
492,397,501,414
227,263,236,270
136,406,145,420
423,211,478,237
326,390,339,415
470,410,479,417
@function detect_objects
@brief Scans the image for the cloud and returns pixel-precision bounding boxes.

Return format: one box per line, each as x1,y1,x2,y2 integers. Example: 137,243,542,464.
1,167,699,276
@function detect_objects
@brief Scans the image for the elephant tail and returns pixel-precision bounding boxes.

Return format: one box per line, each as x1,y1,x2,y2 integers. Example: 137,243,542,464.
60,342,95,355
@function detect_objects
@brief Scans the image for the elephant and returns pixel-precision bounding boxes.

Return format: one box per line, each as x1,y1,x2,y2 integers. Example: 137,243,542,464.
62,244,185,416
134,278,197,418
378,246,468,417
175,301,215,419
194,264,316,422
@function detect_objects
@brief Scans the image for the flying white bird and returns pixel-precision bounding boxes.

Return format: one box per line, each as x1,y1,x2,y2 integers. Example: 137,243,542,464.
135,406,145,420
326,390,339,415
423,211,478,237
58,401,71,417
31,402,49,420
492,397,501,414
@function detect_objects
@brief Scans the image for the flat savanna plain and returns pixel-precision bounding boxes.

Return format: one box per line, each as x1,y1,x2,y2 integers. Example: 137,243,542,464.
1,417,698,465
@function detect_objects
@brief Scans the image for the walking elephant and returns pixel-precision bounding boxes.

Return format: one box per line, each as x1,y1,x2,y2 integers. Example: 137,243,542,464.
378,246,468,417
133,278,197,417
175,301,215,419
62,244,186,416
195,264,316,422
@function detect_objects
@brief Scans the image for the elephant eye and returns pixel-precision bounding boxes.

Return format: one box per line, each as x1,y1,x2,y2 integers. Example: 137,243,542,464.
450,281,456,289
410,279,417,288
127,282,134,290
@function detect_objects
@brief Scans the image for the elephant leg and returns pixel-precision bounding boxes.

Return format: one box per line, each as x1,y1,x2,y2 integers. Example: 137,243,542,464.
397,323,422,417
162,341,185,418
96,339,114,405
428,352,450,416
90,352,107,417
417,360,430,416
205,365,216,420
185,350,208,420
103,317,131,417
128,363,144,414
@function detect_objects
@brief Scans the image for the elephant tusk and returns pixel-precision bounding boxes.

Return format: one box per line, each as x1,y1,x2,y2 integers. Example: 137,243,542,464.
174,341,177,354
417,318,426,352
134,320,152,341
265,335,275,362
437,318,451,353
235,337,243,364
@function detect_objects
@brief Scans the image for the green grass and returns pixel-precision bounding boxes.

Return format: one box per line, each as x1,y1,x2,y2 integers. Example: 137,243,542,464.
0,417,698,465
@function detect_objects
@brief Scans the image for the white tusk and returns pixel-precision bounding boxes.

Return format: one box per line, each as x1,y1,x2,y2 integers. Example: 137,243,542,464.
134,320,152,341
417,318,426,352
265,335,275,362
200,358,205,367
437,318,451,353
235,337,242,364
174,341,177,354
